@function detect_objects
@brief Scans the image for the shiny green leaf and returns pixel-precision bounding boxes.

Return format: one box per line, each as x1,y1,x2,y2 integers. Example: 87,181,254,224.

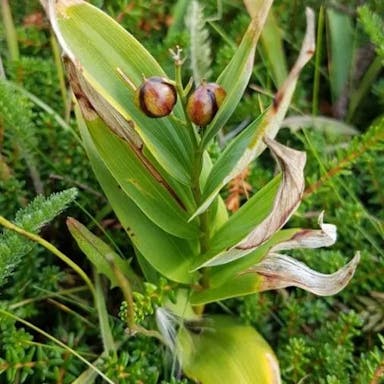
200,1,273,148
180,315,281,384
189,112,266,220
75,105,198,284
67,217,140,290
260,9,288,87
49,0,194,184
191,273,264,305
198,140,305,268
192,176,281,270
88,117,199,239
190,8,315,218
326,8,354,105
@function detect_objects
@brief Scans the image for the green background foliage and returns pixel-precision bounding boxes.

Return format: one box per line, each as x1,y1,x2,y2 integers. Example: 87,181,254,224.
0,0,383,382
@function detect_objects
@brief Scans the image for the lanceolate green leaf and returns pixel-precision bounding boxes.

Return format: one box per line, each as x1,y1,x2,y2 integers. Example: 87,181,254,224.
192,175,281,270
180,316,281,384
326,8,354,107
75,105,198,284
200,0,273,148
67,217,140,290
208,229,300,288
191,273,263,304
191,229,311,304
200,139,305,267
243,7,315,159
190,8,315,218
49,0,194,184
259,9,288,87
88,117,199,239
189,111,266,220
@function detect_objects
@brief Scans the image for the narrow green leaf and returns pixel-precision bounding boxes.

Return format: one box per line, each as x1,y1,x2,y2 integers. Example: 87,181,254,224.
67,217,140,290
326,8,354,107
190,9,315,219
192,176,281,270
49,0,194,184
180,315,281,384
191,229,303,304
189,112,266,221
347,56,382,122
201,0,273,148
88,116,199,239
191,273,263,305
200,140,305,268
76,105,198,284
260,9,288,87
1,0,20,61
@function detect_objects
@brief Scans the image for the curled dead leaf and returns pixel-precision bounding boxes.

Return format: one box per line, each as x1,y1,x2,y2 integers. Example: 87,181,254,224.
201,138,306,268
250,252,360,296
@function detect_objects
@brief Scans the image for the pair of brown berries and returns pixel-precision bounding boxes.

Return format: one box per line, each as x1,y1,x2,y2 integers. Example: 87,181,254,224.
136,77,226,127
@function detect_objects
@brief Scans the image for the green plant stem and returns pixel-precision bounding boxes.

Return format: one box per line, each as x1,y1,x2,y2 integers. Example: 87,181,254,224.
312,5,324,116
1,0,19,62
108,256,164,341
108,254,135,329
173,57,198,147
0,216,96,297
94,272,116,355
0,308,115,384
172,51,211,269
191,142,211,299
191,144,209,254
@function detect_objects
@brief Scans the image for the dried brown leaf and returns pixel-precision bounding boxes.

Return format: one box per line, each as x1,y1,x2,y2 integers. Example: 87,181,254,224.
251,252,360,296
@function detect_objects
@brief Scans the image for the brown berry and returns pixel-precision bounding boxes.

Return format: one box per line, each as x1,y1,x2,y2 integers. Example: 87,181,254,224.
186,82,227,127
136,76,177,118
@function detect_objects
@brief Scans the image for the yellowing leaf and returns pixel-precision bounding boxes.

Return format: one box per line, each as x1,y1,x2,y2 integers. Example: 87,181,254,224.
180,315,281,384
49,0,194,184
